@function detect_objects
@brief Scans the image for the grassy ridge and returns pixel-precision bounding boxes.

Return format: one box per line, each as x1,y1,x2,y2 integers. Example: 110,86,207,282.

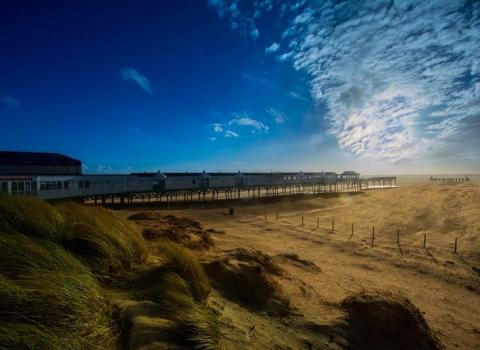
0,195,220,349
0,195,148,349
0,233,114,349
136,241,218,350
57,202,147,278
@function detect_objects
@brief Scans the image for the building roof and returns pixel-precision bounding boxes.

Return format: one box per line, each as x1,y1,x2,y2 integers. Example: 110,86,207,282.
0,151,81,167
341,170,360,175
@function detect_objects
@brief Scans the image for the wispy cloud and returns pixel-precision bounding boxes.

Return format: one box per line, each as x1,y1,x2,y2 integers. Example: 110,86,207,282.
288,91,308,102
211,112,269,138
225,130,239,138
212,123,224,133
250,28,260,39
265,107,287,124
210,0,480,164
127,127,141,134
208,0,264,38
265,42,280,54
120,67,152,94
229,113,269,133
2,96,20,108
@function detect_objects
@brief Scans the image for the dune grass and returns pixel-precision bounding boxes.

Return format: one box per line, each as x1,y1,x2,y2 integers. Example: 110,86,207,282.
158,271,220,350
0,233,115,349
57,202,147,278
0,195,219,349
158,241,211,303
0,194,65,240
0,196,149,349
0,195,148,279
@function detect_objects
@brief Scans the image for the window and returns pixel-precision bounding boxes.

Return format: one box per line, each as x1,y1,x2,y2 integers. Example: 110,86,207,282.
40,181,62,190
63,181,69,189
11,182,17,192
85,181,90,188
1,182,8,192
78,181,83,188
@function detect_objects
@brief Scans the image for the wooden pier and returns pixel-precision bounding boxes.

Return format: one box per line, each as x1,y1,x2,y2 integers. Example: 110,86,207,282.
86,176,397,207
429,175,470,183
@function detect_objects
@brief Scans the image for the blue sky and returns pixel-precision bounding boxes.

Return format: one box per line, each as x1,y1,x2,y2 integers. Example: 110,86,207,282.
1,0,479,174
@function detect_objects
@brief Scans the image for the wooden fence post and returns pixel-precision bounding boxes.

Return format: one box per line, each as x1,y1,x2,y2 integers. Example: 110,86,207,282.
264,208,267,220
371,226,375,248
301,215,304,226
351,222,354,236
423,233,426,248
276,209,279,220
332,219,335,232
396,229,400,244
454,237,458,253
317,217,319,228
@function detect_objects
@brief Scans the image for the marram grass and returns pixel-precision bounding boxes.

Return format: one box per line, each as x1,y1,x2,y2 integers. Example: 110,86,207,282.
0,233,115,349
57,202,148,278
0,195,220,349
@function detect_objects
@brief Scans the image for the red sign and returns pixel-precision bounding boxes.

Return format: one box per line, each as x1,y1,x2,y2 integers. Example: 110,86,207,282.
0,177,33,181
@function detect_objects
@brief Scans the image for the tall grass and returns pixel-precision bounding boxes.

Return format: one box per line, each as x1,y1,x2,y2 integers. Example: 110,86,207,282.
158,271,220,350
0,233,115,349
0,196,219,349
0,195,148,278
158,241,211,302
57,202,147,278
0,194,65,240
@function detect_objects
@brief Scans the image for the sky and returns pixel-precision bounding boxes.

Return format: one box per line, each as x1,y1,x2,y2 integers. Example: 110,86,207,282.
0,0,479,175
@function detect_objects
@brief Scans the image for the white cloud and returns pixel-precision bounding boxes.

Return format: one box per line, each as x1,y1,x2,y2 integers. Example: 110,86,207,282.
265,42,280,54
208,137,217,141
229,115,269,133
209,0,480,164
210,112,269,138
265,108,287,124
250,29,260,39
120,67,152,94
2,96,19,108
225,130,239,138
212,123,224,133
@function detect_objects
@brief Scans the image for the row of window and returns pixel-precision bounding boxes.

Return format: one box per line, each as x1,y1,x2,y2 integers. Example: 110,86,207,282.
39,180,90,191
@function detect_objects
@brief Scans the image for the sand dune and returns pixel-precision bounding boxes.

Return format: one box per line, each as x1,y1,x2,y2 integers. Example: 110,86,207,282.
125,183,480,349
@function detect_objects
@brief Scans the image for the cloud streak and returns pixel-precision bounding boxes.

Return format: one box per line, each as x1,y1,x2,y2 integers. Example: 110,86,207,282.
120,67,152,94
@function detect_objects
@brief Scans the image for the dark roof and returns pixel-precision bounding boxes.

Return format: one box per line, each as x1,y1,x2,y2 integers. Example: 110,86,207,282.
0,151,81,166
341,171,359,175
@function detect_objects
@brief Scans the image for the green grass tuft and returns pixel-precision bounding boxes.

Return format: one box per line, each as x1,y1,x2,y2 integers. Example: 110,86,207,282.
0,233,115,349
158,241,211,303
0,194,65,240
57,202,147,277
157,271,220,350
